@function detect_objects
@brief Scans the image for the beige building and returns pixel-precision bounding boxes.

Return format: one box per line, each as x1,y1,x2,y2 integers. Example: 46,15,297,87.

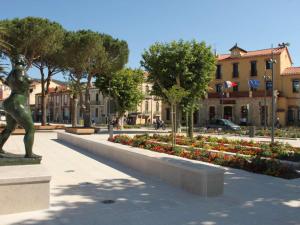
127,82,162,125
198,43,300,127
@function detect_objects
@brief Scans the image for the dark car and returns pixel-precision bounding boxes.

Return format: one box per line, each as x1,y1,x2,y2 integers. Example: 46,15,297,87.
207,119,241,131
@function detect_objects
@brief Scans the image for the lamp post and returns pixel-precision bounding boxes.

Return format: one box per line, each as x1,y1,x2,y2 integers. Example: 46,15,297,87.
263,74,271,130
108,79,113,139
269,45,277,144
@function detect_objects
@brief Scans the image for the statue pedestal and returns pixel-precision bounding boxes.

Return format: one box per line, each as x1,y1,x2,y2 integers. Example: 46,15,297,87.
0,165,51,215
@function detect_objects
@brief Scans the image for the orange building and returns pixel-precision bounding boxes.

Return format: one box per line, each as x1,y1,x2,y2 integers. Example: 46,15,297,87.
199,44,300,127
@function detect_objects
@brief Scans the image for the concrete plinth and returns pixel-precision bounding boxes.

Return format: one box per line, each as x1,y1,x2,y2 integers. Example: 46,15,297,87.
58,132,224,197
0,165,51,215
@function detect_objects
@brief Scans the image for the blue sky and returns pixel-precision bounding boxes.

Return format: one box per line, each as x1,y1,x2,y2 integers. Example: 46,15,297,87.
1,0,300,80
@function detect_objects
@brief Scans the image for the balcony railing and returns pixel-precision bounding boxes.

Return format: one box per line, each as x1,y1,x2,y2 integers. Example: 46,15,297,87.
90,100,102,105
207,90,274,98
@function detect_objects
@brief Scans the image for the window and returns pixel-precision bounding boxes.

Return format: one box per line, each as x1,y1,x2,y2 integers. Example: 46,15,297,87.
95,108,99,118
250,61,257,76
232,63,239,77
64,95,68,104
293,80,300,93
216,65,222,79
266,60,272,70
216,84,222,93
250,86,257,91
209,106,215,121
166,108,170,120
145,101,149,112
156,101,159,111
266,81,272,90
233,84,239,92
145,85,150,94
56,96,60,104
96,93,99,102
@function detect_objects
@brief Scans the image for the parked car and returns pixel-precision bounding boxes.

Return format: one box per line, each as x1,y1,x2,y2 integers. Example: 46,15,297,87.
207,119,241,131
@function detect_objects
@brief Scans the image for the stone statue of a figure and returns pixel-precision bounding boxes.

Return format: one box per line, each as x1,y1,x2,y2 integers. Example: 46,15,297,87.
0,55,39,158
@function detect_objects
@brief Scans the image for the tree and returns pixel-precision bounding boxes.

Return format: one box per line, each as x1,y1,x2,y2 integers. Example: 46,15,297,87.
62,31,91,127
82,32,128,128
32,22,66,126
0,26,11,74
95,68,144,129
0,17,64,68
0,17,68,126
163,85,189,147
141,40,216,138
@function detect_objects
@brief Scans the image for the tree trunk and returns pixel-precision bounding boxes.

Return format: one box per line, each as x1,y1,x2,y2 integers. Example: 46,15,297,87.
176,105,182,133
171,103,175,147
83,76,92,128
40,68,46,126
188,109,194,139
116,113,125,130
71,95,78,127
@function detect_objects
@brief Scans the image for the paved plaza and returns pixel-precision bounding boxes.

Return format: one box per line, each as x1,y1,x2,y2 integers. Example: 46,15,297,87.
0,132,299,225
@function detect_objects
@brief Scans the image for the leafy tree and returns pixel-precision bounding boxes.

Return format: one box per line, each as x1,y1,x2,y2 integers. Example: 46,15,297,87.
83,32,128,127
141,40,216,138
163,85,189,147
95,68,144,129
32,22,66,125
0,17,67,125
0,17,64,68
62,31,91,127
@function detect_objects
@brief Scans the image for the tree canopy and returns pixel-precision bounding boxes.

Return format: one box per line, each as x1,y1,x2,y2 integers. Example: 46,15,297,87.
95,68,144,119
141,40,216,137
0,17,66,68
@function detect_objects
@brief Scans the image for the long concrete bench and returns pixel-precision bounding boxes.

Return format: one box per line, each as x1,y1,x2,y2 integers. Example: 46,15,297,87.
57,132,224,196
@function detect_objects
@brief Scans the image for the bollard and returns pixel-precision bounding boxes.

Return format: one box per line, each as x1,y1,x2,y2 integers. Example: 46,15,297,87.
109,125,113,139
249,126,255,137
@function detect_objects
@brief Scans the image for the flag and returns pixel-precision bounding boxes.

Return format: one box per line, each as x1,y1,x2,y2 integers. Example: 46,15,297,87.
248,79,260,89
224,81,238,88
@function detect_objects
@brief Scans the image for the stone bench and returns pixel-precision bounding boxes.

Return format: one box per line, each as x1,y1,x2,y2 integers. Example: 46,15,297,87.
0,165,51,215
57,132,224,197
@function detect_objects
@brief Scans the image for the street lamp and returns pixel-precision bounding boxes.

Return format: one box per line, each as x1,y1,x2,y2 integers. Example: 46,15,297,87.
263,74,271,130
269,46,276,145
108,79,113,139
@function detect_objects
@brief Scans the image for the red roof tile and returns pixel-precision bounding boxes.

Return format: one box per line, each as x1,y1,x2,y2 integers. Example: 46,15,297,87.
218,47,286,61
281,67,300,76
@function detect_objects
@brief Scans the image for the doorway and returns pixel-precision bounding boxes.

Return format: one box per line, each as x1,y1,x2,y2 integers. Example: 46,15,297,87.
223,106,233,120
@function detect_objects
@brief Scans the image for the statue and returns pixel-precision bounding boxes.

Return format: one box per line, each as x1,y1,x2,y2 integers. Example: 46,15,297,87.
0,55,40,160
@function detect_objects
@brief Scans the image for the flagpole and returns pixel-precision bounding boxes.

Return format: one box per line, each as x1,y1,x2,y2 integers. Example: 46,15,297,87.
271,45,275,145
221,85,224,119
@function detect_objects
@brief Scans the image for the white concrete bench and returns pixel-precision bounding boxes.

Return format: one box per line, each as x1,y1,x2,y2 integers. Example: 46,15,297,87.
57,132,224,196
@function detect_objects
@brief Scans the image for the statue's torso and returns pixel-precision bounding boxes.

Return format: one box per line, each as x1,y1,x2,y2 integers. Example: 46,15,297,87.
3,68,31,112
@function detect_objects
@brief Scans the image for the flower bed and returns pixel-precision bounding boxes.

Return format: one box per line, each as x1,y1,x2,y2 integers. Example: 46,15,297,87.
150,134,300,162
202,127,300,139
108,134,300,179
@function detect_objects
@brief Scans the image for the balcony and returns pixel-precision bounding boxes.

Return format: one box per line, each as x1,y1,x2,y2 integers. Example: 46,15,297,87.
90,100,102,105
142,110,151,116
144,94,152,99
153,111,161,115
207,90,274,99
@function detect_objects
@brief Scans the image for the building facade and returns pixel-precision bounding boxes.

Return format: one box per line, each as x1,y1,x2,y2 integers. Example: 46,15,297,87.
35,87,71,123
127,82,162,125
199,44,300,127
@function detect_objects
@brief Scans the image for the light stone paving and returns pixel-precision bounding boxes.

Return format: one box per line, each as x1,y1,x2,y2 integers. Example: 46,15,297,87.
0,132,299,225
